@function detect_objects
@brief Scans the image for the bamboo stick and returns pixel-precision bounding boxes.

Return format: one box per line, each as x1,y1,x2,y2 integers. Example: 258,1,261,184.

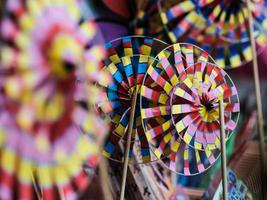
246,0,266,199
219,99,227,200
119,88,138,200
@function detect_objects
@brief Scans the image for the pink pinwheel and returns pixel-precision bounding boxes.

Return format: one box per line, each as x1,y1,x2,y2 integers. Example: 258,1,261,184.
0,0,109,199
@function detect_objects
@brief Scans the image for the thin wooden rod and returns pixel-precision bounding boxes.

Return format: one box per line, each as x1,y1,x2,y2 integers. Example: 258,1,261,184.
219,99,227,200
246,0,266,199
99,156,113,200
119,88,138,200
59,187,65,200
95,113,112,200
31,172,42,200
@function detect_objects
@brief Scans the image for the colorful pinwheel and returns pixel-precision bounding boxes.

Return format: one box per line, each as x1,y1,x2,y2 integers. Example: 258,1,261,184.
140,43,240,175
98,36,168,163
157,0,267,68
0,0,109,199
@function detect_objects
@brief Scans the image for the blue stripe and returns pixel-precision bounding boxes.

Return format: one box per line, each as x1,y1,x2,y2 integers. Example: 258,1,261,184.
137,63,148,74
125,64,134,77
113,71,123,83
105,141,115,153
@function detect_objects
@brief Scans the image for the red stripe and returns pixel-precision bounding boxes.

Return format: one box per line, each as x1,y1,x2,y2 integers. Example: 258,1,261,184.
73,171,89,191
123,41,132,48
19,183,33,200
43,188,55,200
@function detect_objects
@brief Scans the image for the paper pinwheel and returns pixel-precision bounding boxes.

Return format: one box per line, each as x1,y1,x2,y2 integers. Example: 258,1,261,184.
140,43,240,175
98,36,167,163
0,0,109,199
158,0,267,68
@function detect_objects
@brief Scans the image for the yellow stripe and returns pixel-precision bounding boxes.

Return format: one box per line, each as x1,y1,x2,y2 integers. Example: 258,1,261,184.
172,140,180,152
160,12,168,24
2,149,16,173
121,56,131,66
163,132,172,143
183,132,192,144
184,148,189,159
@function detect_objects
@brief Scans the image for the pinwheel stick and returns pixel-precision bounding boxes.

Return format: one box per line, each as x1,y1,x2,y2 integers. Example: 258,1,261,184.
120,88,138,200
219,99,227,200
246,0,266,198
93,116,113,200
31,173,42,200
99,156,113,200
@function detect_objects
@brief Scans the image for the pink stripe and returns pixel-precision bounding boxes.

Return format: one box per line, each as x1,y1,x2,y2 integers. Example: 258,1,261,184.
170,5,184,18
0,184,12,200
160,57,170,69
205,133,216,144
195,131,206,147
170,161,176,171
226,119,236,131
198,163,205,173
184,168,190,175
144,88,153,98
187,123,198,137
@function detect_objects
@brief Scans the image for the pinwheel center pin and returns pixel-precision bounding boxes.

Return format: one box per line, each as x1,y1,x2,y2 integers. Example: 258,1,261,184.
200,94,216,112
224,0,244,9
204,102,213,112
47,33,82,79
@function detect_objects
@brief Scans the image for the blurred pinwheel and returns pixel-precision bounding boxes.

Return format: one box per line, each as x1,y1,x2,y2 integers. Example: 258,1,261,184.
97,36,168,163
134,0,165,39
157,0,267,68
140,43,240,175
0,0,109,199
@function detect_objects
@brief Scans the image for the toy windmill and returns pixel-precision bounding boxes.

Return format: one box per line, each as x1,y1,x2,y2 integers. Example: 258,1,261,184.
140,43,240,197
157,0,267,68
97,36,168,199
0,0,109,199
